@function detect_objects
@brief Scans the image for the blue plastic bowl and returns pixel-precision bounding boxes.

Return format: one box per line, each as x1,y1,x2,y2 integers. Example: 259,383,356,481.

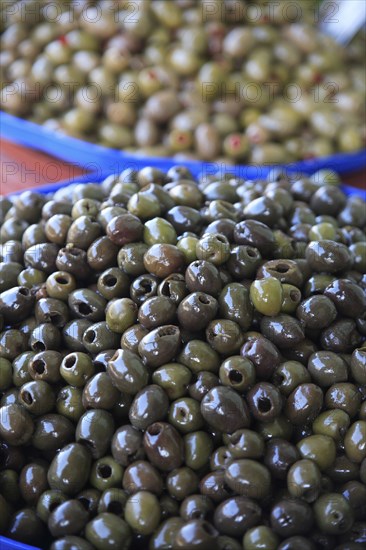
0,168,364,550
1,111,366,178
0,539,41,550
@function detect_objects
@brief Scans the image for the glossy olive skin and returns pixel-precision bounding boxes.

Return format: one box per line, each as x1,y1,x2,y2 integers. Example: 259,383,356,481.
307,351,348,387
123,460,163,495
152,363,192,400
75,410,114,459
243,525,279,550
270,498,314,537
29,323,61,353
241,336,281,380
287,459,322,502
129,384,169,430
312,409,351,444
48,499,89,538
6,507,46,546
200,469,231,503
350,347,366,384
45,272,76,302
138,325,181,368
224,459,271,500
124,490,161,536
264,438,300,480
257,259,303,288
56,247,91,280
188,371,219,401
185,260,222,296
177,292,218,331
180,495,214,522
143,422,184,472
219,283,253,331
0,262,23,293
82,322,120,354
50,536,95,550
296,295,337,329
206,319,244,355
31,414,74,451
106,213,143,245
234,220,275,257
144,244,185,278
219,356,255,392
179,340,220,374
306,240,352,273
97,267,129,301
340,481,366,525
106,299,138,339
36,490,68,524
19,462,48,505
297,435,336,471
314,493,354,535
24,243,59,274
89,455,123,491
18,380,56,416
60,352,95,388
0,286,35,324
223,429,264,460
165,466,199,501
285,383,324,425
97,487,127,517
0,329,27,361
158,273,188,305
68,289,107,323
184,431,214,471
325,383,362,418
35,297,69,328
324,279,366,318
320,319,362,353
107,349,148,395
201,386,250,433
344,421,366,463
111,425,145,467
246,382,283,422
87,237,119,271
82,373,120,410
121,324,149,354
0,403,34,446
139,296,177,329
172,519,219,549
85,513,132,550
56,386,84,424
227,245,262,279
250,277,283,317
167,206,203,236
213,495,261,538
47,443,92,496
260,314,304,349
150,516,185,549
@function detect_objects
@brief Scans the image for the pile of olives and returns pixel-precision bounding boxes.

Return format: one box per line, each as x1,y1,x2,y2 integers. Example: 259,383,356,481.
0,164,365,550
1,0,365,161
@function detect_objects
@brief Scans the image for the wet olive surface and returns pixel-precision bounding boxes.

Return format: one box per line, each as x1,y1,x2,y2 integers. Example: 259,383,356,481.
0,165,366,550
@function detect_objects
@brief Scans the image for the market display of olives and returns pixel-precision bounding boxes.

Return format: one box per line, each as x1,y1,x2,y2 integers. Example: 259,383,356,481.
1,0,365,161
0,165,365,549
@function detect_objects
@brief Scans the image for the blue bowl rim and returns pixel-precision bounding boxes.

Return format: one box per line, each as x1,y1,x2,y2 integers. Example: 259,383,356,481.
1,110,366,177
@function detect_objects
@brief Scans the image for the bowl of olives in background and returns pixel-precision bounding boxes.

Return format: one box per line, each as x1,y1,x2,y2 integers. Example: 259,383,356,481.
1,0,365,172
